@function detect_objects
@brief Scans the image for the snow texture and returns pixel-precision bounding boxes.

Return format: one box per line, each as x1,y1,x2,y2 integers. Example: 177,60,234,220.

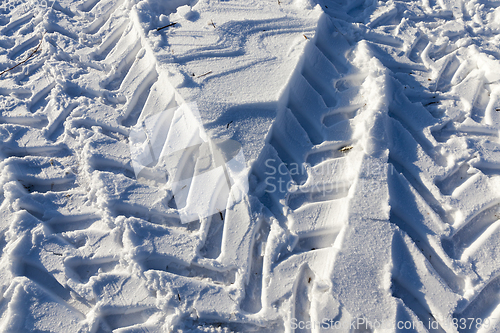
1,0,500,332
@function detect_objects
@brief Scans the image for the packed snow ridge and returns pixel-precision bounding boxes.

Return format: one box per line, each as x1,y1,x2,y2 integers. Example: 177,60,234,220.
2,0,500,331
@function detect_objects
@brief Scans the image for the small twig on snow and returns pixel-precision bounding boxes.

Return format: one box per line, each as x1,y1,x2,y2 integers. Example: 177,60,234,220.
196,71,212,78
0,32,46,77
157,22,177,31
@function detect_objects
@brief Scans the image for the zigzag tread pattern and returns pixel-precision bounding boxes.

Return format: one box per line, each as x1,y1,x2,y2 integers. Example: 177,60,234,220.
346,0,500,330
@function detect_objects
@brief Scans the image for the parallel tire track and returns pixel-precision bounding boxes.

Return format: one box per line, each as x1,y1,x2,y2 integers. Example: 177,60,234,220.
0,1,183,331
342,0,500,330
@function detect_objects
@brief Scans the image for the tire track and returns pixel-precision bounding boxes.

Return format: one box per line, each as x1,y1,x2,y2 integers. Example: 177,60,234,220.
3,0,500,331
0,1,168,330
349,0,500,329
251,15,366,328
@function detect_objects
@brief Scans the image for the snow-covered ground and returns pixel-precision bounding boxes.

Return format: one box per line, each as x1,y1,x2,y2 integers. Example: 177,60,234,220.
2,0,500,331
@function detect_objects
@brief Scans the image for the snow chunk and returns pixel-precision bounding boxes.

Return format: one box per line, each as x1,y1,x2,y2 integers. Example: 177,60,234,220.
293,0,316,10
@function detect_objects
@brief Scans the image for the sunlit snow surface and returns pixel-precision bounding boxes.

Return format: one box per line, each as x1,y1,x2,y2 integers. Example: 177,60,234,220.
1,0,500,331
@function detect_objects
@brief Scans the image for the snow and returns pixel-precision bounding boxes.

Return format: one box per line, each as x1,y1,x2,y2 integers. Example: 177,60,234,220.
2,0,500,331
